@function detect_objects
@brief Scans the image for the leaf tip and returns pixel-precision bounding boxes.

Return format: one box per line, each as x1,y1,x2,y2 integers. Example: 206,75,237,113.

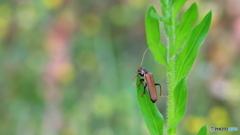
147,5,156,13
191,2,197,8
206,10,212,18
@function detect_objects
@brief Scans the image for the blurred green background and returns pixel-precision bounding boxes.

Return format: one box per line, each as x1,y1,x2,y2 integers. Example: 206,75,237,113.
0,0,239,135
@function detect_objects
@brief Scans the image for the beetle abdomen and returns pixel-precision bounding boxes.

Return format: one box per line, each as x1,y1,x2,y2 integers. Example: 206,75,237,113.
144,73,158,103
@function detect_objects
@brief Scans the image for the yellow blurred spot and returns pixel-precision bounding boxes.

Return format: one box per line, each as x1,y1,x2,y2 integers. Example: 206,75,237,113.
61,126,78,135
81,14,102,36
0,4,12,38
57,62,75,84
209,106,231,127
57,9,77,32
42,0,62,9
92,94,113,117
227,79,240,102
16,5,38,30
108,5,128,26
183,115,208,134
78,50,97,73
127,0,147,9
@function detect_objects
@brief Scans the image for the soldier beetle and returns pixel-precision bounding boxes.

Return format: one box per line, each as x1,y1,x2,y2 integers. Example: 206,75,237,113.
120,48,167,103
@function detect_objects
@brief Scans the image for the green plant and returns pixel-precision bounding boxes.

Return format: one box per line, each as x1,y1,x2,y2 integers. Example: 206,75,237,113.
136,0,212,135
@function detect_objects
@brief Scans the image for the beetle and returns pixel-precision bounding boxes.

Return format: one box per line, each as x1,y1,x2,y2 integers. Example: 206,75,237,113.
120,48,167,103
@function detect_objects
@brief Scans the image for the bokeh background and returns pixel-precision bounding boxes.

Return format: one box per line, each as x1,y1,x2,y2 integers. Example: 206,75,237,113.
0,0,239,135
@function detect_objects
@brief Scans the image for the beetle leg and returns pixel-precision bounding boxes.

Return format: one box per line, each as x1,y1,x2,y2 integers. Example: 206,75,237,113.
155,83,168,97
141,83,147,97
132,73,144,80
134,79,144,86
132,75,138,80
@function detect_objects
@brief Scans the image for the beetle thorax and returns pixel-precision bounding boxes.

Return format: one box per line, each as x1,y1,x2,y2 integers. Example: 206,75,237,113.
138,68,148,74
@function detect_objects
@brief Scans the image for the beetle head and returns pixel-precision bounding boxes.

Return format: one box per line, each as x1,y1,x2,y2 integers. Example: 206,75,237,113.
138,68,148,74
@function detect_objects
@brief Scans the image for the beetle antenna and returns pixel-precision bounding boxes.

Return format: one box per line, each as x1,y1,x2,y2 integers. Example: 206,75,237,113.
140,48,149,67
119,63,139,69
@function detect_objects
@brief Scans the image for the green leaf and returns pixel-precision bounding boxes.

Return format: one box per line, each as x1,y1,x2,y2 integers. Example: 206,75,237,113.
159,0,171,27
176,11,212,82
160,0,167,8
168,76,188,128
197,125,208,135
172,0,187,17
149,43,166,65
150,11,170,25
145,6,166,65
171,3,198,57
136,77,164,135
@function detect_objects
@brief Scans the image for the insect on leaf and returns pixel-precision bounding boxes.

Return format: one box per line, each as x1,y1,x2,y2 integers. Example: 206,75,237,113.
197,125,208,135
145,6,166,65
168,76,188,128
136,77,164,135
176,11,212,82
171,3,198,57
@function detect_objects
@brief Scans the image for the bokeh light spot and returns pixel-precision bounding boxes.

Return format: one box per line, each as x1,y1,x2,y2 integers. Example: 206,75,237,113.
81,13,102,36
57,62,75,84
42,0,62,9
0,4,12,38
16,4,38,30
183,115,207,134
227,79,240,103
209,106,230,127
91,94,113,118
108,5,129,26
127,0,147,9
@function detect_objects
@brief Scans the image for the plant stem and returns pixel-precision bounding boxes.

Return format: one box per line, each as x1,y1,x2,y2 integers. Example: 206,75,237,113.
167,58,177,135
165,3,177,135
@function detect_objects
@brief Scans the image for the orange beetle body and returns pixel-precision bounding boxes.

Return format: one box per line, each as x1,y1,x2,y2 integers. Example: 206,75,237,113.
137,68,167,103
120,48,167,103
